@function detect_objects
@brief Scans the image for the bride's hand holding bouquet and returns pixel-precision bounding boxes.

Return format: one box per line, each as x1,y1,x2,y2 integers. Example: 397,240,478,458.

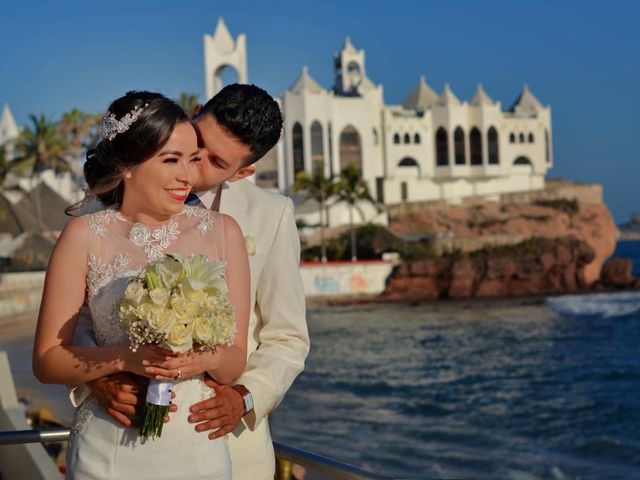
118,253,237,438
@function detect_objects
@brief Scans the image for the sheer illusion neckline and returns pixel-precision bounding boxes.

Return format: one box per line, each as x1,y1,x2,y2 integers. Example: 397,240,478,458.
109,208,184,260
87,206,215,261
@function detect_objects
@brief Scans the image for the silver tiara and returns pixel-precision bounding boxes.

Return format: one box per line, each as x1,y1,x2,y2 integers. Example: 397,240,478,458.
100,104,145,141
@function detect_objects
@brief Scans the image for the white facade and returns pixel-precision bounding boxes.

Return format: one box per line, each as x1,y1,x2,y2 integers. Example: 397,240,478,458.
282,38,553,208
203,21,554,228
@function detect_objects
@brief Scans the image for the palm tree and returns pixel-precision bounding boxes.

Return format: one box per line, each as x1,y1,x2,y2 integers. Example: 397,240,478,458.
332,165,379,261
177,92,200,116
293,166,335,262
12,114,69,230
60,109,101,184
60,109,100,160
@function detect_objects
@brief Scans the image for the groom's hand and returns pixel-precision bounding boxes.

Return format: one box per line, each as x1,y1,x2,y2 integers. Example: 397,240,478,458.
187,377,244,439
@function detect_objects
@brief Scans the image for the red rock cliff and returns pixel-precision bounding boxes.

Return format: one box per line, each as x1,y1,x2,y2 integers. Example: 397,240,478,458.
387,180,617,285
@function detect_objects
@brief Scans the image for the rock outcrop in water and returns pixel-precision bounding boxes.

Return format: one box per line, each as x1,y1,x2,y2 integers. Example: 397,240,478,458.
382,180,623,301
596,258,640,290
383,236,596,301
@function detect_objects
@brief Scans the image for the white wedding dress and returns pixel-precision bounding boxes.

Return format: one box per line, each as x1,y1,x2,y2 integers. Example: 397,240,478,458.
66,206,231,480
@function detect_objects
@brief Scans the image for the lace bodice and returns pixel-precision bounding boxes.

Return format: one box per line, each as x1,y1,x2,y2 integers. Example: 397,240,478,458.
82,206,224,347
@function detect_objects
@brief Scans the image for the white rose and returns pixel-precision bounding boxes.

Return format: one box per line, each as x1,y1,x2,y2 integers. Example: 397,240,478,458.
170,296,189,320
149,287,169,306
146,307,176,334
124,282,148,306
185,301,201,318
192,316,213,344
244,235,256,256
165,323,193,353
135,303,152,319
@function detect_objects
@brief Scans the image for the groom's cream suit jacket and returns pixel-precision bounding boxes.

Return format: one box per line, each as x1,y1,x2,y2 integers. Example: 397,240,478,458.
71,179,309,480
216,179,309,479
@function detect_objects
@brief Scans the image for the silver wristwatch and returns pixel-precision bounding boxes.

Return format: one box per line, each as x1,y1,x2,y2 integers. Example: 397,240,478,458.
232,385,254,414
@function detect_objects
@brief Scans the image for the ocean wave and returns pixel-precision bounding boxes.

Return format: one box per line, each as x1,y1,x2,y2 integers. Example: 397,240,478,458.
545,291,640,318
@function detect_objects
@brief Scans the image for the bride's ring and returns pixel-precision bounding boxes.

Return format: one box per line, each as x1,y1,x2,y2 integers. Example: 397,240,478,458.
176,369,182,380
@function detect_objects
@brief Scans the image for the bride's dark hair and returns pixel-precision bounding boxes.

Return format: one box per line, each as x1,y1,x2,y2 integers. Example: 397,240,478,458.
83,91,189,207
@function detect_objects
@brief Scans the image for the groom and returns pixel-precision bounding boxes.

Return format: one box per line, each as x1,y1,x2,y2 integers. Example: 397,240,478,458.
72,84,309,480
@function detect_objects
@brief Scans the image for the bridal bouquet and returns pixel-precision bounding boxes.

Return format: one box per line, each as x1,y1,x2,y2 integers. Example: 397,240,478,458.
118,253,236,439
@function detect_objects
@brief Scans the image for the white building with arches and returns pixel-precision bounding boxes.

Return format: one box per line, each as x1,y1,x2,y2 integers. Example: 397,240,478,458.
281,37,553,207
203,20,553,229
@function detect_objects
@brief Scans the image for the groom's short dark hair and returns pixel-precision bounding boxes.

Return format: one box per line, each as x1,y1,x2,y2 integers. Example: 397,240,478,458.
198,84,283,166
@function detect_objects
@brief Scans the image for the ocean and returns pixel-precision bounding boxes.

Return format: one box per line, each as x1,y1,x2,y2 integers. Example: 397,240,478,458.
3,241,640,479
269,242,640,479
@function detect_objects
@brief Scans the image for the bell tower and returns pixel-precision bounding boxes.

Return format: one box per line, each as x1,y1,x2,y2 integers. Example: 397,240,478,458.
333,37,367,96
203,18,248,100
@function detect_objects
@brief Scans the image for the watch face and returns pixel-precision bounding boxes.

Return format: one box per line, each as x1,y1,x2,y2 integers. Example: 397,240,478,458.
244,393,254,413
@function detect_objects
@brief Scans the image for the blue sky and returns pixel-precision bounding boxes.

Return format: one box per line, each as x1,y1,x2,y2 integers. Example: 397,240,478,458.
1,0,638,222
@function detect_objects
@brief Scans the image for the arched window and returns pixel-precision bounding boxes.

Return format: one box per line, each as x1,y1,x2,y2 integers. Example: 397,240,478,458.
513,156,532,165
292,122,304,174
509,133,516,143
545,129,551,164
398,158,420,179
519,133,525,143
528,132,534,143
310,121,324,172
372,128,378,145
454,127,465,165
213,64,240,93
393,133,400,144
488,126,499,165
404,133,411,144
339,125,363,174
414,133,421,144
470,127,482,165
398,157,419,167
435,127,449,166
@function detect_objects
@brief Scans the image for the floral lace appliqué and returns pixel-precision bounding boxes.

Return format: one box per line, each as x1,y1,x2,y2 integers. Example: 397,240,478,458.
88,209,122,237
87,253,131,295
185,206,215,235
71,397,97,434
129,219,180,260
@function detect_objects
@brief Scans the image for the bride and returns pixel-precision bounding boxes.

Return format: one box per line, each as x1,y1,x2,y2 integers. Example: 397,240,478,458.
32,91,250,479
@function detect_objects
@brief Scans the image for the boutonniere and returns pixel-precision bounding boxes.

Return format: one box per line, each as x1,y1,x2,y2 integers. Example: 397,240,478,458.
244,235,256,256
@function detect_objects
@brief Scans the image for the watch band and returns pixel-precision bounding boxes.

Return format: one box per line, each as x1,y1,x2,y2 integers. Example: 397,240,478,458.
231,384,254,414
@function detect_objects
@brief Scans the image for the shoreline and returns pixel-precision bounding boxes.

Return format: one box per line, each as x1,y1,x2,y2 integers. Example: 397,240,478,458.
306,285,640,308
